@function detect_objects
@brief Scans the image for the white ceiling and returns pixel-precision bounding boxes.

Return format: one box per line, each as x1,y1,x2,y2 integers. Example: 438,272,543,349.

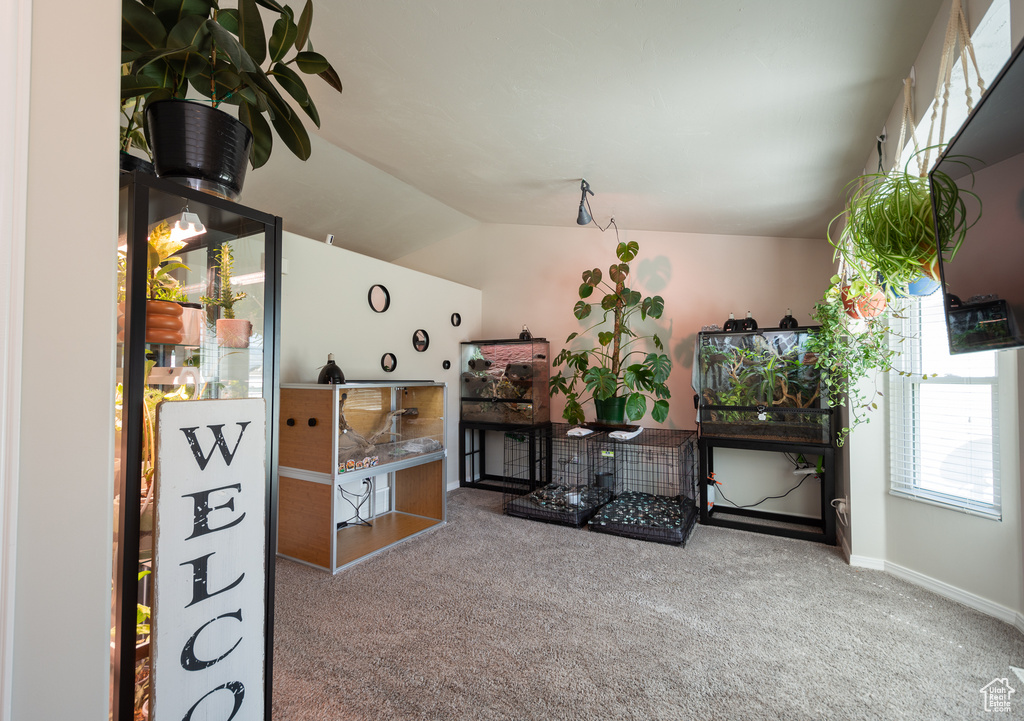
240,0,946,261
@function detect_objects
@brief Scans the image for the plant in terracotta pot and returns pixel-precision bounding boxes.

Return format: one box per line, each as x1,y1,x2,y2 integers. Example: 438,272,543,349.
201,243,251,348
806,276,910,446
117,221,191,344
828,154,979,297
121,0,344,187
548,241,671,425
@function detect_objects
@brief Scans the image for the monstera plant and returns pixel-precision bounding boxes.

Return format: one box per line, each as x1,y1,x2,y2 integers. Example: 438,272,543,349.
549,241,671,425
121,0,343,169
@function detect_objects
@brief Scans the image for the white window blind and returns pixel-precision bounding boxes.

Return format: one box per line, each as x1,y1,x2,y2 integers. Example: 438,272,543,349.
888,293,1001,519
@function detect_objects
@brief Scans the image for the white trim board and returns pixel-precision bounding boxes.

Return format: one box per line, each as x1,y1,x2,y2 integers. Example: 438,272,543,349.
0,0,31,717
850,555,1023,633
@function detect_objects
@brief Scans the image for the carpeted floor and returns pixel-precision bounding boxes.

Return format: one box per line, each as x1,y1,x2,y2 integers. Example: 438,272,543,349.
272,488,1024,720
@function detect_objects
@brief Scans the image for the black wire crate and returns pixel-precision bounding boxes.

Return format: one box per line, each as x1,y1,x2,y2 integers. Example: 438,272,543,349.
587,428,699,545
502,424,611,527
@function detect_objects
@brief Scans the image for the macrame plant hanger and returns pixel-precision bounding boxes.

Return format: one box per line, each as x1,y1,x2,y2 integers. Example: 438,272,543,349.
920,0,987,172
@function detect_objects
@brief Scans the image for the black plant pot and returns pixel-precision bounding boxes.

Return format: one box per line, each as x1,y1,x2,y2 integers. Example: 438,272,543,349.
145,99,253,201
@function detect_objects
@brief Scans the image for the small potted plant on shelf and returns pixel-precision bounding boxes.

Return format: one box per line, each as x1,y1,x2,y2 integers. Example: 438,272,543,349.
121,0,344,198
548,241,671,425
202,243,251,348
117,221,191,345
828,152,979,298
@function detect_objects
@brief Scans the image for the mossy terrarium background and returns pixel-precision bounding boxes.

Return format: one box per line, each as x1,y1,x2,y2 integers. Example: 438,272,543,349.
696,328,831,444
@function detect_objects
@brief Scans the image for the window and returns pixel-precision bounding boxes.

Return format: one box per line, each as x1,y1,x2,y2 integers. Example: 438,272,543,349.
888,293,1002,518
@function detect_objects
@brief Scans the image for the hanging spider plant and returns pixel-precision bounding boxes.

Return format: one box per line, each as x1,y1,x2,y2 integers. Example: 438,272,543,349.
828,152,979,297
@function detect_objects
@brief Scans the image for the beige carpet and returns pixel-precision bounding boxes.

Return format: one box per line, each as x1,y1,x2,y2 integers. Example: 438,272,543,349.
272,488,1024,720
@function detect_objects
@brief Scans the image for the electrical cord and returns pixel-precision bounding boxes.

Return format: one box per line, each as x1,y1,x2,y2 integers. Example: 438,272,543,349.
712,473,815,510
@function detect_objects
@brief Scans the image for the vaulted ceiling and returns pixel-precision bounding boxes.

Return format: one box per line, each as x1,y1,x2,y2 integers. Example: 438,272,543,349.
240,0,946,261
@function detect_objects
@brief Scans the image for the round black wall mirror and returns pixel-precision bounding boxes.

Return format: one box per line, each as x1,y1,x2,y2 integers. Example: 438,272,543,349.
368,285,391,313
450,312,461,327
413,329,429,352
381,353,397,372
442,360,451,370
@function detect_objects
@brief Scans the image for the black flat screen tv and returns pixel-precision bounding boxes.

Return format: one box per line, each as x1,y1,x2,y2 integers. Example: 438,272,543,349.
930,34,1024,354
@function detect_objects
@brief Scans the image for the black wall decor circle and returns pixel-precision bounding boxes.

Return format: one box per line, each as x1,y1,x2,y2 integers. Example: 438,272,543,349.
450,312,461,327
413,329,429,352
381,352,397,372
442,360,451,370
368,284,391,313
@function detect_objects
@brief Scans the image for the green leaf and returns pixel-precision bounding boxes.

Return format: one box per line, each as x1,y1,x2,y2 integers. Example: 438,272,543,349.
189,59,248,105
597,331,613,347
616,241,639,262
165,15,210,78
264,86,312,159
642,295,665,319
269,16,298,62
646,353,671,383
573,301,591,320
651,399,669,423
583,367,617,399
238,103,272,168
254,0,287,12
237,0,267,66
123,0,168,54
578,283,593,299
299,91,320,127
152,0,214,32
564,332,578,343
653,333,663,351
608,262,629,284
121,69,172,99
207,18,260,72
216,8,239,34
600,293,619,311
625,393,647,421
295,50,330,74
562,397,585,425
270,62,308,105
294,0,312,51
581,268,602,287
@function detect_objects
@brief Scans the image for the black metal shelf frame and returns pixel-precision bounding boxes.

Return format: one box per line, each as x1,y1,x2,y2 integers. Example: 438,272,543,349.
698,435,837,545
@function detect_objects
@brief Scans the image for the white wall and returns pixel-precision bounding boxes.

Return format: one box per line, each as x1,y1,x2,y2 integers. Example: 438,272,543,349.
396,222,836,516
848,0,1024,626
280,232,483,490
13,0,120,719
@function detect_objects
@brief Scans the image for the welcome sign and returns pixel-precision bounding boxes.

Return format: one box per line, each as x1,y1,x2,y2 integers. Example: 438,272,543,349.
152,399,267,721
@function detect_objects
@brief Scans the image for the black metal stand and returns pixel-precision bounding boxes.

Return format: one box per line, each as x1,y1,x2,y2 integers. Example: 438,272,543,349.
459,420,550,492
698,435,837,545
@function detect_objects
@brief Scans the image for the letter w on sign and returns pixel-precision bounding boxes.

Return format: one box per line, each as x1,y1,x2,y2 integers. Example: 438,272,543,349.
180,422,253,471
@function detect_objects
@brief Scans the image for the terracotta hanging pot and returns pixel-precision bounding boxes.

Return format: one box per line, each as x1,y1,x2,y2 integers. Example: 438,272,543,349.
841,286,886,320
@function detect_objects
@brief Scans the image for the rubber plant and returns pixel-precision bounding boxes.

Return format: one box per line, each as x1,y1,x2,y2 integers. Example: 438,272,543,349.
828,153,979,297
548,241,671,424
121,0,344,169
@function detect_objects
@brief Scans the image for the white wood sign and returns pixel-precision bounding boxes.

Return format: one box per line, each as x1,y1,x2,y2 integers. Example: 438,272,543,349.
152,399,267,721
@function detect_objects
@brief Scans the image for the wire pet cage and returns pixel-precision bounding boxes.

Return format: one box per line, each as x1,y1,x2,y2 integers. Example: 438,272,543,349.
503,424,611,527
588,428,698,545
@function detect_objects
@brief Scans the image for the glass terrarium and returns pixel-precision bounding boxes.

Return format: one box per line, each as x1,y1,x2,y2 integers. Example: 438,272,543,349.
460,338,550,425
696,328,831,444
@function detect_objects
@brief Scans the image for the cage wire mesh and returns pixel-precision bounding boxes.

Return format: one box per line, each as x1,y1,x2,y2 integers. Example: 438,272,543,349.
502,424,612,527
588,429,699,545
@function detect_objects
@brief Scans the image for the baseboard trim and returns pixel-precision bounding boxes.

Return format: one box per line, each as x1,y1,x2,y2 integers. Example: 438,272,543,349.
848,554,885,571
884,560,1022,629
